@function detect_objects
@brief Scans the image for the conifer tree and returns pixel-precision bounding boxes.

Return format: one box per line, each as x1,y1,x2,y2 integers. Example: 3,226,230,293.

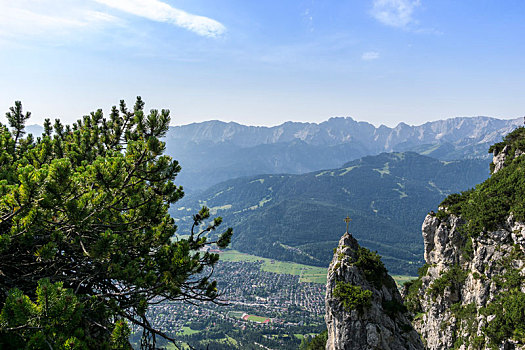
0,98,232,349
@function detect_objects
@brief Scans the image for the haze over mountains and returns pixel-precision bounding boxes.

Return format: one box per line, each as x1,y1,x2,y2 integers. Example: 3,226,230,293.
165,116,520,191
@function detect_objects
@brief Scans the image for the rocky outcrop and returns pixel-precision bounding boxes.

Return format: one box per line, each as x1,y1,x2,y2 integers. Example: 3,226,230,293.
326,128,525,349
406,129,525,349
325,233,423,350
491,144,509,173
491,144,525,174
409,213,525,350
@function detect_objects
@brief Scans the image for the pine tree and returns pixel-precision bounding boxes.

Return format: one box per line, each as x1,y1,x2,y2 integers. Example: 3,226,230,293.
0,98,232,349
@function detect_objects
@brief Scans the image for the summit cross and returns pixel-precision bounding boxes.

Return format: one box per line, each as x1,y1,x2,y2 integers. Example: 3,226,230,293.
344,215,352,233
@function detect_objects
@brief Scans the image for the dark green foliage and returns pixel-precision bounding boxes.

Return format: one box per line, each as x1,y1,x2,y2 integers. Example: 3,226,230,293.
403,264,430,314
0,100,232,348
461,236,474,261
5,101,31,147
437,128,525,238
299,330,328,350
353,247,388,288
439,192,472,217
382,299,407,318
333,281,372,312
482,291,525,346
495,267,524,291
450,302,477,322
418,263,430,277
427,265,468,299
0,279,92,349
450,302,478,349
480,246,525,346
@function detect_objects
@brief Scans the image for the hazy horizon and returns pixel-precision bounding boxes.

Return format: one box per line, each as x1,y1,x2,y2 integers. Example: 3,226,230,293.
19,113,522,130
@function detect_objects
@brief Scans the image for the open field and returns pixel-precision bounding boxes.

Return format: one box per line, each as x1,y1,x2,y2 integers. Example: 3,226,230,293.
231,311,270,323
219,250,328,284
165,342,192,350
298,270,327,284
228,311,244,318
176,326,200,336
392,275,416,287
219,250,268,263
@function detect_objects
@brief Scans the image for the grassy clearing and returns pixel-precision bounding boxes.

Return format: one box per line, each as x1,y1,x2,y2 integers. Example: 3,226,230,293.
219,250,266,263
177,326,200,336
213,336,238,346
219,250,327,284
294,333,318,340
392,275,416,287
299,272,326,284
228,311,244,318
165,342,191,350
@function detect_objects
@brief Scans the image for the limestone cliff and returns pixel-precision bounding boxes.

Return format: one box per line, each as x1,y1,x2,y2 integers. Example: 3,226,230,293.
404,213,525,350
325,128,525,350
325,233,423,350
404,127,525,350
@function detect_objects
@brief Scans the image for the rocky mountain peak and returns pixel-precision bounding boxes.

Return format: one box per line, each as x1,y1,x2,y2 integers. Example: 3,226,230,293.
325,233,423,350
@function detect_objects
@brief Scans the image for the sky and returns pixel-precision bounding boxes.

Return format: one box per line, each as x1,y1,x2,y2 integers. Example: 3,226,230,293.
0,0,524,127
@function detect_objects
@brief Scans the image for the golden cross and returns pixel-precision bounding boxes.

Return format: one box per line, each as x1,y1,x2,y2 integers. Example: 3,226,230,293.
344,215,352,233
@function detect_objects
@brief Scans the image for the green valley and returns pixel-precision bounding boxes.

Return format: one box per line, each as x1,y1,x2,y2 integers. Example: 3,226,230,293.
173,152,489,275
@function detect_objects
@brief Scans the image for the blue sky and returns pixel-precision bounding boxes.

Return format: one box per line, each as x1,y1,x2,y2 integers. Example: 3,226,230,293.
0,0,524,127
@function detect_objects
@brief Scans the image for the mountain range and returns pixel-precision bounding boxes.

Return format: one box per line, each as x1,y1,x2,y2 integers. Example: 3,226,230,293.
164,116,520,191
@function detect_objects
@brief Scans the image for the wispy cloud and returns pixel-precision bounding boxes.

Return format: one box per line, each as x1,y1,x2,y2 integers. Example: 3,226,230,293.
94,0,226,38
0,2,120,40
371,0,420,28
302,8,314,32
362,51,380,60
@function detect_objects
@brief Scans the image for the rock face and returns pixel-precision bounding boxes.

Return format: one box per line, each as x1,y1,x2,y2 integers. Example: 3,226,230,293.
410,213,525,350
405,129,525,350
325,233,423,350
491,144,509,174
491,144,525,174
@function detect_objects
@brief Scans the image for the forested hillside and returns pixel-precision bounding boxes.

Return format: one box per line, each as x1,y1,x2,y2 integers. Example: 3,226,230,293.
173,152,489,275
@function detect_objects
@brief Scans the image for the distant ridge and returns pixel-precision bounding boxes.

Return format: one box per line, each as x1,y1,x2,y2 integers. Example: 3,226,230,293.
165,116,519,191
168,116,520,148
